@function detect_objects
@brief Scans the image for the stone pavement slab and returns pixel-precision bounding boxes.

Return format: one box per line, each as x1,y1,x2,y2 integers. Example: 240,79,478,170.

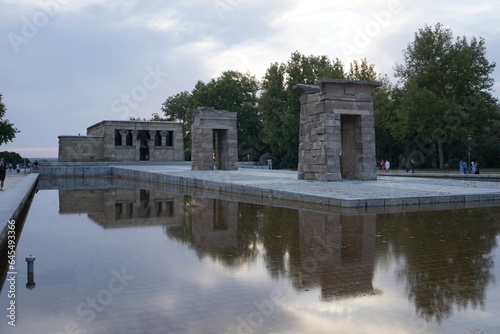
0,173,39,246
111,164,500,210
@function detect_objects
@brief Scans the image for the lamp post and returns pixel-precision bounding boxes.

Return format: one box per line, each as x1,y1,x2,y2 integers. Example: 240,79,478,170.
468,134,472,174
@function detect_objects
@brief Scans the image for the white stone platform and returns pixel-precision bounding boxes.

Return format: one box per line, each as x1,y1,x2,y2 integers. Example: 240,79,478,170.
111,164,500,212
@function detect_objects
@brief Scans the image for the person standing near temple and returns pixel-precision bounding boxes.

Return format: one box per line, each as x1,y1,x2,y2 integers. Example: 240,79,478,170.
406,160,415,173
459,160,467,174
0,158,6,191
385,160,391,172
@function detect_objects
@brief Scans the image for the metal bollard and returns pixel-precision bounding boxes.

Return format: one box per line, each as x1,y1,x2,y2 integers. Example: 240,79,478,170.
26,255,36,289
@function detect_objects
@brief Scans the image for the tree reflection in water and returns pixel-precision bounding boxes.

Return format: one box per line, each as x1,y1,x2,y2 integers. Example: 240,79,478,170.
165,195,500,324
376,207,499,323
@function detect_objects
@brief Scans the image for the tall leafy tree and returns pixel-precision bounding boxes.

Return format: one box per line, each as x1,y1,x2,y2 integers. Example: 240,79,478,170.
160,91,195,159
347,58,377,81
260,51,345,167
393,23,498,168
259,62,287,157
0,93,19,145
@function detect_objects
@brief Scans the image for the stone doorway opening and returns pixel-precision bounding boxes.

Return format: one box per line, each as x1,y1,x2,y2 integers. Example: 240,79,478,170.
140,140,149,161
213,129,228,170
341,115,359,180
138,130,150,161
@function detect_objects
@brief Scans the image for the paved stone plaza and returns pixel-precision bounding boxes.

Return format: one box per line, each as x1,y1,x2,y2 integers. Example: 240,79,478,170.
112,164,500,211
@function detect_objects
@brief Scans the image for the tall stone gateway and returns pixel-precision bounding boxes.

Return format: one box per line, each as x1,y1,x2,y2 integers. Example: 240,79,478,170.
190,107,238,170
295,79,382,181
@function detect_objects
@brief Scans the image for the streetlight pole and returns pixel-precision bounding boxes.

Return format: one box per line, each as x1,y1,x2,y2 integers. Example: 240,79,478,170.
468,134,472,174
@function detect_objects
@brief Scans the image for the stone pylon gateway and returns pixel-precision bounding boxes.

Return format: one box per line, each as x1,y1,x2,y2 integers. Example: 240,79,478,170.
190,107,238,170
295,79,382,181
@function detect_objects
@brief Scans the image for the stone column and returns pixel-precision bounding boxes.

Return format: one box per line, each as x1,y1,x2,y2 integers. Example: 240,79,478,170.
131,130,139,161
160,130,168,147
119,130,127,146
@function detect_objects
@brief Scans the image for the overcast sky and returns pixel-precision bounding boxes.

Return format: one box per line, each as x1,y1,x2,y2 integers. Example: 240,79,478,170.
1,0,499,158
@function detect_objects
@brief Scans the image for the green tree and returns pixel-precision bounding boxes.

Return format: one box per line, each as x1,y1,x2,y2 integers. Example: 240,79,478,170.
260,51,345,168
259,62,287,158
0,93,20,145
393,23,498,168
0,151,27,164
347,58,377,81
160,91,195,160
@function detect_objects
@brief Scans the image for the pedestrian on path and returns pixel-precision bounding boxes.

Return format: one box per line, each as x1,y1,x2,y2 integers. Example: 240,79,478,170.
459,160,467,174
0,158,6,190
385,160,391,172
406,160,415,173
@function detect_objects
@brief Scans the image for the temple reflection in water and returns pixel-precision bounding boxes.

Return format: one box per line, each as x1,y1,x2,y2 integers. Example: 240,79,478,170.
297,211,380,301
56,184,380,302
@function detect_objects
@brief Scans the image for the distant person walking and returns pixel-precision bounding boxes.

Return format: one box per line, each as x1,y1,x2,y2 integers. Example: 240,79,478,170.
0,158,6,191
471,161,476,174
406,160,415,173
474,162,480,174
385,160,391,172
380,160,386,170
459,160,467,174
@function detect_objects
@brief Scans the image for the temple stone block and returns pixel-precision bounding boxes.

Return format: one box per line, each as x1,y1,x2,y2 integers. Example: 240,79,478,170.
190,107,238,170
295,79,381,181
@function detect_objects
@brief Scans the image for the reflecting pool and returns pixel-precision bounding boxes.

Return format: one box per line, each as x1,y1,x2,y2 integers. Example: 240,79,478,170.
1,182,499,334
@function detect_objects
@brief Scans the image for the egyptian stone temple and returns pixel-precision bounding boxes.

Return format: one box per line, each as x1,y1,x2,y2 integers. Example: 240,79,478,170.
58,120,184,162
295,79,381,181
190,107,238,171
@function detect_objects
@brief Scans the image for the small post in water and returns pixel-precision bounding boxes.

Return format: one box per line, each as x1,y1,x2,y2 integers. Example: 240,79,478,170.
26,255,36,289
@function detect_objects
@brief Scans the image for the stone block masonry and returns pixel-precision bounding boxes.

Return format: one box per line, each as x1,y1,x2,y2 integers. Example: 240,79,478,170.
190,107,238,171
59,120,184,162
295,79,382,181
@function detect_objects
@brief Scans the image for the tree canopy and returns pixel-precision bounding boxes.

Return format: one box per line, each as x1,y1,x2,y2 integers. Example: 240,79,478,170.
154,25,499,169
0,151,29,164
160,71,262,161
0,93,20,145
391,23,498,168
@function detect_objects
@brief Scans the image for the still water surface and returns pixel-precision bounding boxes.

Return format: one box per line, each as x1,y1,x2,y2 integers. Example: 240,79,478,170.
1,185,499,334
